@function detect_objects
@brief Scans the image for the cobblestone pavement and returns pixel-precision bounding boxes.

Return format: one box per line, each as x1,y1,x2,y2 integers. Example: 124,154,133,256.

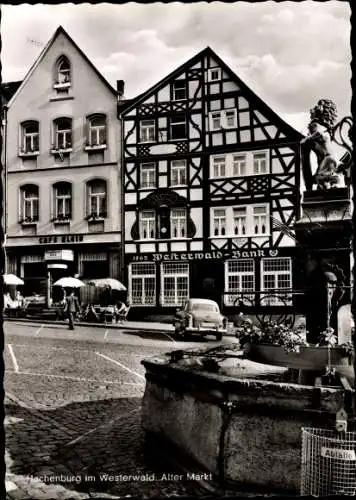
4,323,230,498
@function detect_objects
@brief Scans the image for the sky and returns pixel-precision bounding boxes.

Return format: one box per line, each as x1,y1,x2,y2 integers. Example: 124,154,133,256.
0,1,351,135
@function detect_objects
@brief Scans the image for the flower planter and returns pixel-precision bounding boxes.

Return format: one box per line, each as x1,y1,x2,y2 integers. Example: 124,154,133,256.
248,344,354,373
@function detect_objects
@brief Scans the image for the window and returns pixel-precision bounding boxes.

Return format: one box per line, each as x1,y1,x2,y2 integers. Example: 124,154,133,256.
140,120,155,143
171,209,187,238
140,163,156,189
87,179,107,218
213,209,226,236
170,116,186,140
225,259,255,305
253,152,267,174
130,263,156,306
87,115,106,147
53,182,71,220
233,207,247,235
53,118,72,150
211,204,269,237
253,205,268,235
21,121,39,154
213,156,226,177
20,184,39,222
171,160,187,186
161,263,189,306
55,56,71,85
173,80,187,101
211,112,222,131
140,210,156,239
209,68,221,81
261,257,292,305
209,110,237,130
232,154,246,176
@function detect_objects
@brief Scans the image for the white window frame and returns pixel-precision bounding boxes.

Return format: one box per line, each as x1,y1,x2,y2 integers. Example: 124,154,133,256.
224,259,255,306
55,57,71,85
210,150,269,178
161,263,189,306
213,156,226,178
170,116,186,140
170,208,187,239
173,80,187,101
212,208,226,236
140,163,156,189
210,204,269,238
88,115,106,147
171,160,187,186
209,110,237,131
210,111,222,131
225,109,237,128
208,68,221,82
54,118,72,150
140,210,156,240
140,120,155,143
87,180,107,218
54,183,71,219
253,205,268,235
233,207,247,236
129,263,156,306
253,151,268,175
232,154,247,176
21,121,39,154
21,186,39,222
260,257,292,306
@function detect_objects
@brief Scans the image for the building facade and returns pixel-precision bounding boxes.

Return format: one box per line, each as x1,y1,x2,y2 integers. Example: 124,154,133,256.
4,27,122,302
120,47,304,317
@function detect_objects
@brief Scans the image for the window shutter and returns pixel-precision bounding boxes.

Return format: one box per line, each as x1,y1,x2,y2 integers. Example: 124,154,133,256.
84,117,89,147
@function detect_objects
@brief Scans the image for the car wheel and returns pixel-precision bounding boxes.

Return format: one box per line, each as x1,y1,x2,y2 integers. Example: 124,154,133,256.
216,332,223,341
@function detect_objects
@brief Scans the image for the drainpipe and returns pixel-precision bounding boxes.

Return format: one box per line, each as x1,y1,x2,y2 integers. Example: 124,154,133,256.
118,108,125,286
2,105,8,274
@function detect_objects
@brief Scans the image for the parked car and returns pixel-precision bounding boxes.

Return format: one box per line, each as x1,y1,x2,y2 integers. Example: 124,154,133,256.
174,298,227,340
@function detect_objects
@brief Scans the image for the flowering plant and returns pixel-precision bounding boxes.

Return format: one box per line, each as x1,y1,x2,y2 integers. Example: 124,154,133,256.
317,327,354,358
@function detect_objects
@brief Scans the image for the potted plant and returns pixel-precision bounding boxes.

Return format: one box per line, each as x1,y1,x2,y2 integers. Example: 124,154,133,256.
235,319,354,373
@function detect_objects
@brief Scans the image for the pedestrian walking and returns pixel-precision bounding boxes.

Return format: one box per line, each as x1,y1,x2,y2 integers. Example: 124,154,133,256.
64,289,80,330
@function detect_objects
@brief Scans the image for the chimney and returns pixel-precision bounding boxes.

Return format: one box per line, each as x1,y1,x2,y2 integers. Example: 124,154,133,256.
116,80,125,101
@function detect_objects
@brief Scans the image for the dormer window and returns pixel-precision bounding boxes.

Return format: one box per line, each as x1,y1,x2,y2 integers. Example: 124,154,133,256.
20,121,39,155
85,114,107,150
54,56,71,89
52,117,72,152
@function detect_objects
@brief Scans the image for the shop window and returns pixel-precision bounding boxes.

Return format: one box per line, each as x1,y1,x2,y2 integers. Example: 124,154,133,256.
171,160,187,186
139,120,155,143
19,184,39,223
130,263,156,306
261,257,292,305
140,210,156,239
170,115,186,140
86,114,107,148
140,163,156,189
20,121,39,155
54,56,71,87
53,182,72,221
161,263,189,306
224,259,255,306
52,117,72,151
86,179,107,219
171,208,187,239
173,80,187,101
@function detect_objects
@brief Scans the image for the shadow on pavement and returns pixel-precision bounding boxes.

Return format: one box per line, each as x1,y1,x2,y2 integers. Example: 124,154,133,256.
5,397,207,498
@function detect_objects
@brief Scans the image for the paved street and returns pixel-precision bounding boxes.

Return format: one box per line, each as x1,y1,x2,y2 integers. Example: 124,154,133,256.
4,320,231,498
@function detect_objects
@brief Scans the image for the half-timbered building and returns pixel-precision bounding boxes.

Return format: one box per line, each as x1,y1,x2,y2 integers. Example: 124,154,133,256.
120,47,304,318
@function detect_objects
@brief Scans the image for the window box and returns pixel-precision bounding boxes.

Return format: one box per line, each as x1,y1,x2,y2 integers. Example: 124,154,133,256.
86,212,107,222
51,147,73,155
52,216,71,224
19,150,40,158
53,82,71,90
19,217,38,225
84,143,107,152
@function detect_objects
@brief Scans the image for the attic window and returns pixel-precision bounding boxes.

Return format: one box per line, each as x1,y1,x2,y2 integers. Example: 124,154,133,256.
209,68,221,82
54,56,71,89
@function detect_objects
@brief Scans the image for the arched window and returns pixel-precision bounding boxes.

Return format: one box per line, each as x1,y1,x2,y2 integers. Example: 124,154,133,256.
53,182,72,220
55,56,71,85
20,121,39,154
86,179,107,218
20,184,39,223
53,117,72,150
86,114,107,147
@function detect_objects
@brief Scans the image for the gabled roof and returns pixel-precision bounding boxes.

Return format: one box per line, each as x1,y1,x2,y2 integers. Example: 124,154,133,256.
7,25,117,107
1,81,22,104
120,46,303,139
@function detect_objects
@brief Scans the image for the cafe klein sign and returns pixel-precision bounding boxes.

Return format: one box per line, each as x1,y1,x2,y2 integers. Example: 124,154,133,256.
132,248,279,262
39,234,84,244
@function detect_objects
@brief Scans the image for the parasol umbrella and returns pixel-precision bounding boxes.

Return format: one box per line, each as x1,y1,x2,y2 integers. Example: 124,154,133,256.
53,277,85,288
87,278,127,291
3,274,24,286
